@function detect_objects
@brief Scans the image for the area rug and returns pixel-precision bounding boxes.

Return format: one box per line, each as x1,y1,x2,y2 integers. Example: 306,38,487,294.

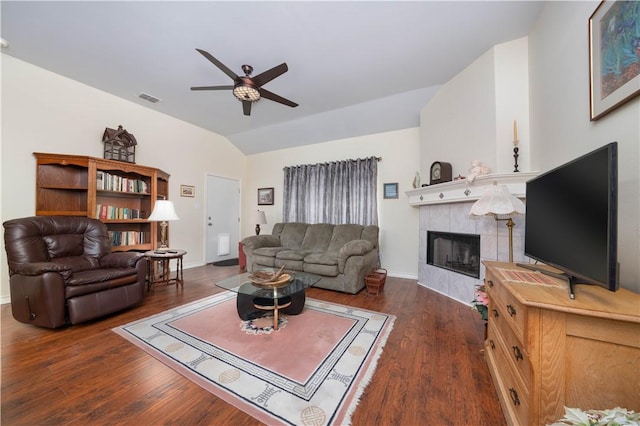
113,291,395,426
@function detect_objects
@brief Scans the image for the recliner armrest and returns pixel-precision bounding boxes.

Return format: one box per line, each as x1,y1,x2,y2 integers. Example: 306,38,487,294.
241,235,281,251
10,262,72,277
100,252,144,268
337,240,374,272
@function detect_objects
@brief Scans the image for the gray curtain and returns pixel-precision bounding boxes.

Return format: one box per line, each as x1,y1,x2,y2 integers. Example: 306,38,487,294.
282,157,378,225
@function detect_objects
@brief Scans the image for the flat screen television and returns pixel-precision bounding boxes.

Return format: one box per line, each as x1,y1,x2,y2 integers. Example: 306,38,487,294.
519,142,618,299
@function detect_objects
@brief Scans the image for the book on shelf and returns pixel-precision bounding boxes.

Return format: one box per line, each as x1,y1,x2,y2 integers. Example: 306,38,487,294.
96,171,149,193
107,230,149,247
96,204,144,220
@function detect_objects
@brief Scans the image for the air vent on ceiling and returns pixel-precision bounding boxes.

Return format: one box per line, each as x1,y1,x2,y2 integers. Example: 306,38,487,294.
138,92,161,103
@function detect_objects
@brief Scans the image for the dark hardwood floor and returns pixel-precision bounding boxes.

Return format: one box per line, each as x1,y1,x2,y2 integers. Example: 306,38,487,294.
1,265,505,425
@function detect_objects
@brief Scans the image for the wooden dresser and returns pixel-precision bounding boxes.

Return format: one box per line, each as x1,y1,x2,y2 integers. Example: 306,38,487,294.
483,262,640,426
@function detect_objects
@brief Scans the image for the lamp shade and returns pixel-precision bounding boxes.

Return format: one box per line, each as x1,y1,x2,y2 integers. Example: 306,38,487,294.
148,200,180,221
469,183,525,218
252,210,267,225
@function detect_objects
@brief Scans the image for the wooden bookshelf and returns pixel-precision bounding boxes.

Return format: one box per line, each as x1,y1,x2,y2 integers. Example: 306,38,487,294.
34,153,170,252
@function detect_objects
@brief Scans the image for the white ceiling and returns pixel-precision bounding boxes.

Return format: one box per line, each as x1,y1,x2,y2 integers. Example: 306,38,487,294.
1,1,543,155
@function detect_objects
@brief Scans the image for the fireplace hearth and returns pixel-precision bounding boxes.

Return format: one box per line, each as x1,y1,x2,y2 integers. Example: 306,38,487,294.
427,231,480,278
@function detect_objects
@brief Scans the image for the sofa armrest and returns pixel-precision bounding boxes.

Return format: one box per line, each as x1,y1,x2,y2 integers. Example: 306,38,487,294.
10,262,72,277
241,235,281,251
337,240,374,272
100,252,144,268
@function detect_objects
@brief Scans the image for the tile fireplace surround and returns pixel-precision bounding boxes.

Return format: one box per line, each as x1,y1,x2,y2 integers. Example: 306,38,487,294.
406,172,537,305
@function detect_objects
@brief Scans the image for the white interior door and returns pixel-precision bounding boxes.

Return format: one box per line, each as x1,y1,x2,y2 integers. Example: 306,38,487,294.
205,175,240,264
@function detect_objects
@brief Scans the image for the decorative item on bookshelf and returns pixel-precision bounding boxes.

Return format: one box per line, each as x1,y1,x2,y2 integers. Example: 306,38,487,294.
102,125,137,163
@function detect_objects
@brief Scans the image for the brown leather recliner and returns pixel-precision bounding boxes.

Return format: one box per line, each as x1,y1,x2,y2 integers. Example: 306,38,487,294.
3,216,147,328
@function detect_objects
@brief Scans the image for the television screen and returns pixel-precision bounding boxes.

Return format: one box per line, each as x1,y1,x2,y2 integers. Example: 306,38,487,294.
523,142,618,296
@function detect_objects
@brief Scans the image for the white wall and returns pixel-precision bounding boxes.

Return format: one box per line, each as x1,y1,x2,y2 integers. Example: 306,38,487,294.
242,128,421,279
420,37,531,180
1,55,246,302
529,2,640,293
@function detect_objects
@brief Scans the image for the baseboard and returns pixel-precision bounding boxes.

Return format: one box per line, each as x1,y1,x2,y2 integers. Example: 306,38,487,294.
416,280,471,308
386,271,418,280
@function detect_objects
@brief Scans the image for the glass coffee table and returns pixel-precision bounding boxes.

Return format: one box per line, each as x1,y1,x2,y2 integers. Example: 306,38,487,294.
216,269,321,330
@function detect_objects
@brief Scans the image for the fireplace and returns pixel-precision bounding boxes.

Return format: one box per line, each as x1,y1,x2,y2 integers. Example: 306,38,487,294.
427,231,480,278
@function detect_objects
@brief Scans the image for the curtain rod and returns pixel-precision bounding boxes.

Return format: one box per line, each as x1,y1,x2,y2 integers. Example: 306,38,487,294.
283,156,381,170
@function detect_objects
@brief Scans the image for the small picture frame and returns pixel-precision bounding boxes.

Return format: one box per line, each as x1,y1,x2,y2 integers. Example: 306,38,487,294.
383,183,398,199
180,185,195,197
258,187,274,205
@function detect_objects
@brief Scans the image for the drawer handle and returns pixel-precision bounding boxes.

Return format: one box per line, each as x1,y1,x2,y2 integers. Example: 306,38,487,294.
489,339,496,350
512,345,524,361
506,304,517,317
487,279,494,288
509,388,521,406
492,308,499,318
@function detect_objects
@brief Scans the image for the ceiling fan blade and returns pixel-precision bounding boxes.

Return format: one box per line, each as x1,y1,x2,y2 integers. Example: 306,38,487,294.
252,63,288,87
259,89,298,108
195,48,238,80
242,100,252,116
190,85,234,91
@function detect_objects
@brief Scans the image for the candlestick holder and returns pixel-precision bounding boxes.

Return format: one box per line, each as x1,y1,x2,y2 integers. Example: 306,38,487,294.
513,145,520,173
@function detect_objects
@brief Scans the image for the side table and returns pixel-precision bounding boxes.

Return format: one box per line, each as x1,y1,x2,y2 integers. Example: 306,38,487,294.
144,249,187,291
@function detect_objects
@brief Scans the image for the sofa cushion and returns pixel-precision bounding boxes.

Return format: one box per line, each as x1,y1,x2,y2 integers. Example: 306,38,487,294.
254,247,288,257
279,223,309,249
304,252,338,266
301,224,334,252
327,224,364,252
304,262,339,277
276,250,311,261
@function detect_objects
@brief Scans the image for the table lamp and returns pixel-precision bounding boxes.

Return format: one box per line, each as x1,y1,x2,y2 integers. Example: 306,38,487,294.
469,183,525,262
252,210,267,235
148,200,180,249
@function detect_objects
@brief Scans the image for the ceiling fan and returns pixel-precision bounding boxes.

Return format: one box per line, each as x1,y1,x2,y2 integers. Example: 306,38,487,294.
190,48,299,116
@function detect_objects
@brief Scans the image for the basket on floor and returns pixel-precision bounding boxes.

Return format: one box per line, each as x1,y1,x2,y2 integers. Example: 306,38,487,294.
365,268,387,295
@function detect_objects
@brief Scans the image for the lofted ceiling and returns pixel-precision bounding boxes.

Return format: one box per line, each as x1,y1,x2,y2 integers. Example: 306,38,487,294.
1,1,543,155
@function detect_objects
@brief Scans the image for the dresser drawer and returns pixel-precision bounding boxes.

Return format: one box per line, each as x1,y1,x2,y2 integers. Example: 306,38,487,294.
492,302,531,389
486,272,526,342
486,321,530,426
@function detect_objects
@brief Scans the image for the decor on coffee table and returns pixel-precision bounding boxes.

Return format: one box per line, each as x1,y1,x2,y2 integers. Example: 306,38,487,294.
113,291,395,426
216,269,321,329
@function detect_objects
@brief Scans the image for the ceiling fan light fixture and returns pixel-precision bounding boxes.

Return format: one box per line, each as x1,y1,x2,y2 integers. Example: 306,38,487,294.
233,83,260,102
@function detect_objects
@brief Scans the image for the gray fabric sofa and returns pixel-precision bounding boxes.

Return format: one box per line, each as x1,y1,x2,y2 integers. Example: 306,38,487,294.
241,222,379,294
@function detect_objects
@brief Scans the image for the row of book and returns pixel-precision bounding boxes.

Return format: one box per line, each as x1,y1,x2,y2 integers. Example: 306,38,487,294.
108,231,149,247
97,171,149,193
96,204,147,220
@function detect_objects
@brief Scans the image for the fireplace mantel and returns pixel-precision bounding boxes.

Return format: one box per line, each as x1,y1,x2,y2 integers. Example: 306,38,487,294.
405,172,538,206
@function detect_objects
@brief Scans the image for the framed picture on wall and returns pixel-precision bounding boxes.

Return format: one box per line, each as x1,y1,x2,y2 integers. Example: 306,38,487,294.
258,187,274,205
589,1,640,120
180,185,195,197
383,183,398,199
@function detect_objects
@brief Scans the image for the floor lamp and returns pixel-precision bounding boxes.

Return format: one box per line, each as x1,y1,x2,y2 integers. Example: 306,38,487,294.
469,183,525,263
148,200,180,250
